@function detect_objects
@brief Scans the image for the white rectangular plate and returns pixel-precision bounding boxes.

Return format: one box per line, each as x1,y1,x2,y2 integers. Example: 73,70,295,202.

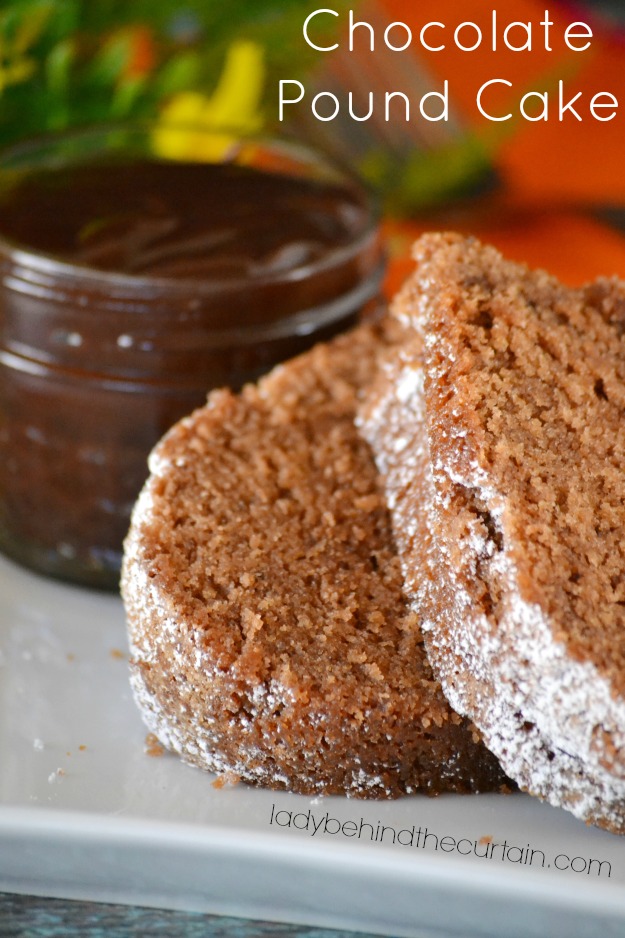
1,553,625,938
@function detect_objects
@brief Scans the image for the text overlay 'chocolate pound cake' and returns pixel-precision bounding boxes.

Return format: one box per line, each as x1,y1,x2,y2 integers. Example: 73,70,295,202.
361,232,625,832
122,321,507,798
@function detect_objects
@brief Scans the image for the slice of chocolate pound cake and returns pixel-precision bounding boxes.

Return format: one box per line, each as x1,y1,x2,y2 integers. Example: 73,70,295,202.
361,232,625,831
122,320,508,798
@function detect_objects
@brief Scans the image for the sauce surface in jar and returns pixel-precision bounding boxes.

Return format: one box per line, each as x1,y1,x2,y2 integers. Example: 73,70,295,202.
0,158,368,283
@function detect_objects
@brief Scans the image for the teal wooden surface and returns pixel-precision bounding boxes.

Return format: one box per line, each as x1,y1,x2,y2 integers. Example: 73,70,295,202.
0,894,390,938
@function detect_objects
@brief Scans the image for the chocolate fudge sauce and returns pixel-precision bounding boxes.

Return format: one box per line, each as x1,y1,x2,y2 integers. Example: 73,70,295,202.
0,150,383,588
0,159,368,282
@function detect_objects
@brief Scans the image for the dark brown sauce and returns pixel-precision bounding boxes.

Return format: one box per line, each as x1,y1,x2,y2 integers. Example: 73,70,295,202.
0,154,381,588
0,159,368,281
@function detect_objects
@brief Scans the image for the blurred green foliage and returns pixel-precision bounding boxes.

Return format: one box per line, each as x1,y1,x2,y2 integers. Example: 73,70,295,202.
0,0,348,146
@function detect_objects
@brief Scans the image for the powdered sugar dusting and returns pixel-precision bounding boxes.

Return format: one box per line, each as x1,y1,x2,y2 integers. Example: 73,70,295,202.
361,234,625,833
121,323,507,800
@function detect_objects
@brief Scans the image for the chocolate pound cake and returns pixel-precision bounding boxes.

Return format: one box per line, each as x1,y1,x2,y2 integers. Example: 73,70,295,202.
122,321,507,798
361,233,625,831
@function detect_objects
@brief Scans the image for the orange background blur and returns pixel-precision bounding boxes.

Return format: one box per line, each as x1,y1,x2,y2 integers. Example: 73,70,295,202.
362,0,625,292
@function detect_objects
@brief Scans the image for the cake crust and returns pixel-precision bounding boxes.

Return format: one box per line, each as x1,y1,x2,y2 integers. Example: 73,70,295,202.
122,321,507,798
360,233,625,831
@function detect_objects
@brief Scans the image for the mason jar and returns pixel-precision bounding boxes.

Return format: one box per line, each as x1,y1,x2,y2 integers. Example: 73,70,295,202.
0,125,384,588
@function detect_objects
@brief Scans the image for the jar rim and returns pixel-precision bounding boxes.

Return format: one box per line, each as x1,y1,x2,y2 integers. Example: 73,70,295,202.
1,222,380,296
0,121,381,296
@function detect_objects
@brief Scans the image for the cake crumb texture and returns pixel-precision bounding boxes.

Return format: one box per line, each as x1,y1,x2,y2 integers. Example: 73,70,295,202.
361,232,625,831
122,320,508,798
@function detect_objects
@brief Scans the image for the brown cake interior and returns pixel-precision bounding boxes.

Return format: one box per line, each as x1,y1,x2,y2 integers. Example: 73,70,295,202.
124,321,508,796
416,233,625,696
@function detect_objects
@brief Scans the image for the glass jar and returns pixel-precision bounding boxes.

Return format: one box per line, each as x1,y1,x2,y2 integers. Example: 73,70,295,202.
0,125,384,589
